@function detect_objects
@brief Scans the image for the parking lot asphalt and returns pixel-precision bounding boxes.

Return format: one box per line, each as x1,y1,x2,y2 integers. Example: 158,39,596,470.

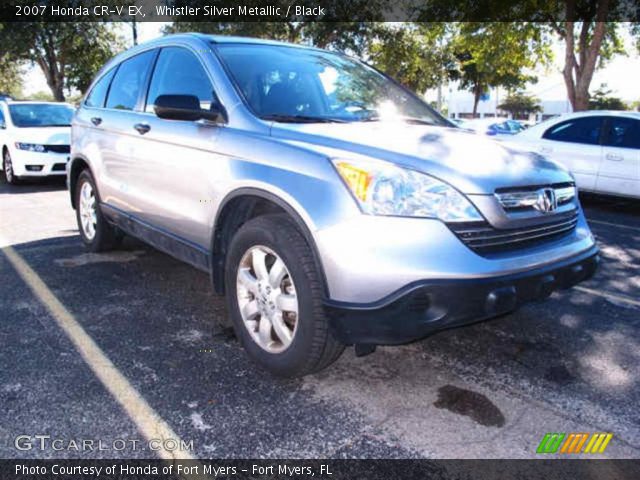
1,179,639,460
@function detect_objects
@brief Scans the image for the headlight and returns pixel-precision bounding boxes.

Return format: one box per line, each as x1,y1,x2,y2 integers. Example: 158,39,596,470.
15,142,46,153
332,158,482,222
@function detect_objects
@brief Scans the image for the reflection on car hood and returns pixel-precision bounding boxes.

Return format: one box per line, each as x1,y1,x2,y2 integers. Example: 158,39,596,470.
12,126,70,146
270,122,572,194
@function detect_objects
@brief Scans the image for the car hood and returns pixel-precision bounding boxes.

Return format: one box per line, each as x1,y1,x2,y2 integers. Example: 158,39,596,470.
270,122,571,194
13,126,70,145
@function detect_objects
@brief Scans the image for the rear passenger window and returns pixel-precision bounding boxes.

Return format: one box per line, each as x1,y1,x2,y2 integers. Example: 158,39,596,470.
145,47,217,113
542,117,603,145
85,68,116,108
106,50,156,111
604,117,640,149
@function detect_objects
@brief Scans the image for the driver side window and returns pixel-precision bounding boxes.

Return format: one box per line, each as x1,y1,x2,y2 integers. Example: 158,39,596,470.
145,47,218,113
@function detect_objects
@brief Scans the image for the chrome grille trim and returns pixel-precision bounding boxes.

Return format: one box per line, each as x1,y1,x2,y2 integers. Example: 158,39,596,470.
450,212,579,253
495,183,576,212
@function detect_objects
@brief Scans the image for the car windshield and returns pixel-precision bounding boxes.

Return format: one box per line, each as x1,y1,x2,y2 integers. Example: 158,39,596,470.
8,103,74,128
216,43,448,125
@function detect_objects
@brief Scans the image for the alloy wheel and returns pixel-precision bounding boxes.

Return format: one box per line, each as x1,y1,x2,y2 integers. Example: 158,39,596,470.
236,245,299,353
79,181,97,240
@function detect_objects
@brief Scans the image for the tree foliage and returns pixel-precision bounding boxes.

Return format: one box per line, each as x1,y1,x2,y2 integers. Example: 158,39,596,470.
588,83,627,110
451,22,551,115
498,91,542,118
0,22,124,101
368,23,456,93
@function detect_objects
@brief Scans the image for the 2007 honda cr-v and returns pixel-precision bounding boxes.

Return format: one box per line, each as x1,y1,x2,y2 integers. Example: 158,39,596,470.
69,34,599,377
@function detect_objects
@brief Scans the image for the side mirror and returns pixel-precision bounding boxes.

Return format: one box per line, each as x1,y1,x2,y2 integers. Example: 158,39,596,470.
153,95,226,123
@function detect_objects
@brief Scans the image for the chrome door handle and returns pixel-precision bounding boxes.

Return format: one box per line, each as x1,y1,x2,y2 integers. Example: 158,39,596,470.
90,117,102,126
134,123,151,135
606,153,623,161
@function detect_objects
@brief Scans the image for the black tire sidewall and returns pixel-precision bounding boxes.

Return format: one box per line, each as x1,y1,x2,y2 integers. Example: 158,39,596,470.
225,219,321,377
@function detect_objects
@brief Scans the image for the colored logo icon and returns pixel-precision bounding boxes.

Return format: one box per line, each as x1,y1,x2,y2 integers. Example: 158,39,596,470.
537,433,613,454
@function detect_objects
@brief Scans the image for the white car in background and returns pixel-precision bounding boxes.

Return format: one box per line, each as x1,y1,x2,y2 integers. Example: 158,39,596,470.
505,111,640,199
0,100,74,185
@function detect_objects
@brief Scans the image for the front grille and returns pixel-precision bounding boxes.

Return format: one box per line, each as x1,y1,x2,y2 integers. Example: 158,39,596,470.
52,163,66,171
44,144,70,154
450,211,579,254
495,182,575,213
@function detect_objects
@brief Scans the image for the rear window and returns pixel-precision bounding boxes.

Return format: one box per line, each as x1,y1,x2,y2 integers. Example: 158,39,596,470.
85,67,117,108
105,50,155,111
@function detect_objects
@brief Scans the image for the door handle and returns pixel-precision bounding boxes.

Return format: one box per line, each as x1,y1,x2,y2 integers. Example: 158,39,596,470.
606,153,623,161
539,146,553,154
90,117,102,126
133,123,151,135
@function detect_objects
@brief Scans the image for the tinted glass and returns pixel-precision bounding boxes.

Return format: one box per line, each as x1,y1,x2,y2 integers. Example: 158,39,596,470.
543,117,603,145
604,117,640,149
85,68,116,108
216,44,447,125
8,104,74,127
106,50,155,111
146,47,216,113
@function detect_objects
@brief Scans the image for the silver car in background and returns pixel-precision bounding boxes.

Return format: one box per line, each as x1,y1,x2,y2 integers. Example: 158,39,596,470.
69,34,598,377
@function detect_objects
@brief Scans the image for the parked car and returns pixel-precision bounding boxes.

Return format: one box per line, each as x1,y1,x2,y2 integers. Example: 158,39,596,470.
68,34,599,377
0,100,74,185
462,118,526,137
505,111,640,199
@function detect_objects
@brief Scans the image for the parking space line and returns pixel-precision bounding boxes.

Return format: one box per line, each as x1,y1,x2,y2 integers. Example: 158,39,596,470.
588,219,640,233
574,285,640,309
1,244,196,462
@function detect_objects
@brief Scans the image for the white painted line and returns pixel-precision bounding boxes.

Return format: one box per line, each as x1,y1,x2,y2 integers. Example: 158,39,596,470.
588,219,640,233
1,243,196,462
575,285,640,309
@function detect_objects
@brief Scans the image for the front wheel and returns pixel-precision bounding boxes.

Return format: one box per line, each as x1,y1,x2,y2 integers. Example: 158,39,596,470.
225,214,344,377
74,169,122,252
3,150,20,185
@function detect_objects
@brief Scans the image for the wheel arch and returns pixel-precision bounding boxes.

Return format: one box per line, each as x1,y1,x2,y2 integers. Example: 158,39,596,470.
68,155,92,209
210,187,329,298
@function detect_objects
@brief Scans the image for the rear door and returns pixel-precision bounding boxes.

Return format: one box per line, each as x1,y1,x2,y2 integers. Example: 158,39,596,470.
538,116,605,191
597,116,640,198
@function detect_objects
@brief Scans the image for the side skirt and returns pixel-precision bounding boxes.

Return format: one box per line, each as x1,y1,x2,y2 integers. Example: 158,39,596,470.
101,203,211,273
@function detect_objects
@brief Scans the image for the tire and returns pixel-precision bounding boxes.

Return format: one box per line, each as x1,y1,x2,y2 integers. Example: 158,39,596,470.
3,149,21,185
74,169,122,252
225,214,344,377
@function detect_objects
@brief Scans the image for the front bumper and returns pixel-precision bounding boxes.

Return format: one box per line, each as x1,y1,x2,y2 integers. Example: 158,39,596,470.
325,246,599,345
9,149,69,177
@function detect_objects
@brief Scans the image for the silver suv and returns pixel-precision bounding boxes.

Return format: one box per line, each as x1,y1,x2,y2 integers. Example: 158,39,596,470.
69,34,599,377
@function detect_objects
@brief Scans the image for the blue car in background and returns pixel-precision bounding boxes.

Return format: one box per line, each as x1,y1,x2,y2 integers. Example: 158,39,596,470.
458,118,526,137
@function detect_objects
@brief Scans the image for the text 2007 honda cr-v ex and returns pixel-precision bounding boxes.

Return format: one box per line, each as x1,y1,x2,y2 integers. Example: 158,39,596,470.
69,34,598,377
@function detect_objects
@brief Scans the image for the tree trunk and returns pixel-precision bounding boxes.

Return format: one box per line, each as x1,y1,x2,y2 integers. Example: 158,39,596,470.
560,1,610,112
472,86,481,117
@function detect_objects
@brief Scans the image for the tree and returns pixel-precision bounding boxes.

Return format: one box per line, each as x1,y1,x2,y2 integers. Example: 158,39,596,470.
588,83,627,110
368,23,456,95
498,91,542,118
0,22,124,100
0,54,24,98
548,2,625,111
451,23,551,116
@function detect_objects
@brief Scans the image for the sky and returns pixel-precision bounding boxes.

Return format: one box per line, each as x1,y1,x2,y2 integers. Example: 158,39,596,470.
22,22,640,103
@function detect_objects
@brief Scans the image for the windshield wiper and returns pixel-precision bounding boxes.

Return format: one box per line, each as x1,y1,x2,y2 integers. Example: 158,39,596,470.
261,114,346,124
